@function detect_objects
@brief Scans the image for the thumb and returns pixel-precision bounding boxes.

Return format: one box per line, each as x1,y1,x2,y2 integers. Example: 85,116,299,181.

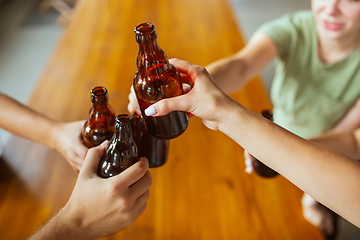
144,95,191,117
79,140,108,178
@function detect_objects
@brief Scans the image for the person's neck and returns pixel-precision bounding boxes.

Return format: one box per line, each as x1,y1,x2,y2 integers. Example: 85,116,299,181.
318,34,359,64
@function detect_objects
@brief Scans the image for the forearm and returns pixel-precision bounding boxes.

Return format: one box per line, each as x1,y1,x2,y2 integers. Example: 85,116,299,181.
310,130,360,160
206,32,277,95
0,93,59,150
206,55,250,94
331,99,360,133
219,103,360,227
28,206,94,240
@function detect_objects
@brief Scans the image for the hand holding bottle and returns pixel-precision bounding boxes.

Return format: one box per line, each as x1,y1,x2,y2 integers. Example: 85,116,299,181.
143,58,237,132
34,142,152,240
0,92,89,172
52,120,89,171
68,142,151,238
128,80,192,116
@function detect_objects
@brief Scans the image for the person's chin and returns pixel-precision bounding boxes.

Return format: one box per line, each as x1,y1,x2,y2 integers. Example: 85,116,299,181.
319,27,345,41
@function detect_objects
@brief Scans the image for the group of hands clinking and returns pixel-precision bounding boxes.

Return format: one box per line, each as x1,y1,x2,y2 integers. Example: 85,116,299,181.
29,58,360,237
30,58,252,239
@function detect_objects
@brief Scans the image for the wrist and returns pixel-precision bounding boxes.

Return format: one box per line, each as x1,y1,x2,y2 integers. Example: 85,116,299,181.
48,121,64,151
218,100,245,137
56,203,96,240
29,205,94,240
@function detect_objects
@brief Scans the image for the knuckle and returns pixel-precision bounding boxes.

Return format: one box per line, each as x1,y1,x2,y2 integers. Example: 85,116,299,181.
107,181,125,197
120,197,133,210
107,182,119,196
143,171,152,187
195,65,208,77
197,66,208,74
136,158,149,173
158,98,170,113
143,190,150,201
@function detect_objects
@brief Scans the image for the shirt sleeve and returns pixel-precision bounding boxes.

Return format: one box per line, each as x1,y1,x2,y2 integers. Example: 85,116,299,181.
256,13,299,59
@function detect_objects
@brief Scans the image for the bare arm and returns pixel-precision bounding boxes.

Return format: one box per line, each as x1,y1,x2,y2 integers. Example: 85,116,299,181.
206,32,277,94
224,107,360,227
330,99,360,133
308,98,360,160
0,92,88,170
310,128,360,160
147,59,360,228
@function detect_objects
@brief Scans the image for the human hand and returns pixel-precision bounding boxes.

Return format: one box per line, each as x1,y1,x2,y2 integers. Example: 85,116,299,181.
127,86,142,115
143,58,238,131
127,68,193,116
61,141,152,239
53,120,89,171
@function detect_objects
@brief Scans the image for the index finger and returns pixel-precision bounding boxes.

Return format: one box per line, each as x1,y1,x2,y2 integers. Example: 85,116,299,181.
110,157,149,187
170,58,210,85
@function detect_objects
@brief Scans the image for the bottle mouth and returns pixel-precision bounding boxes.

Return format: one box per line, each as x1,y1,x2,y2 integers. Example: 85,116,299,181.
135,23,157,43
116,114,133,124
134,22,155,35
91,86,108,103
91,86,107,97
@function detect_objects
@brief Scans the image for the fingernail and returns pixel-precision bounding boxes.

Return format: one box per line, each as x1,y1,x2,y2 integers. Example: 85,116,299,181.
145,105,157,116
100,140,108,147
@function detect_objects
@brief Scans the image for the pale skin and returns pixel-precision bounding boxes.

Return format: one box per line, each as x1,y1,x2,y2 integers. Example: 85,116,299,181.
28,142,152,240
142,58,360,228
0,92,88,171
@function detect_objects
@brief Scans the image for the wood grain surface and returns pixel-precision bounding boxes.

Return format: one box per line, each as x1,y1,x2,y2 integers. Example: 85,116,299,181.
0,0,323,239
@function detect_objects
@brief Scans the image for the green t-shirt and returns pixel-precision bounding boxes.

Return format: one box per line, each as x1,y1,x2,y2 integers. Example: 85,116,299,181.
257,10,360,138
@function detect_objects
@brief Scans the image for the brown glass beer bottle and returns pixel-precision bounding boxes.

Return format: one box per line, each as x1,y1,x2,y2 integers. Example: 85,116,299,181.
82,86,116,148
133,22,189,139
252,110,279,178
98,114,138,178
132,113,169,168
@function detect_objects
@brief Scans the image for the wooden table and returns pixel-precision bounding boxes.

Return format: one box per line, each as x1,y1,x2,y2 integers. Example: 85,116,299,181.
0,0,323,239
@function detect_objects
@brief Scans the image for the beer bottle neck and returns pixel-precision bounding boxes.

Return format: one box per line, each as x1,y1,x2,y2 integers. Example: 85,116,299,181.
115,123,132,133
136,39,168,69
92,102,110,113
113,114,134,138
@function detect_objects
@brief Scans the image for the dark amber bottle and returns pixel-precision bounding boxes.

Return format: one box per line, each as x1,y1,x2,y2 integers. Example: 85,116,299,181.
82,86,116,148
132,113,169,168
98,114,138,178
252,110,279,178
133,22,189,140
